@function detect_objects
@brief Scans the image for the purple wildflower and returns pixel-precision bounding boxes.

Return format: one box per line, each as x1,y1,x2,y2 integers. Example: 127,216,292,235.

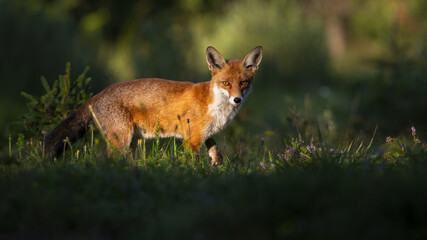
318,147,322,152
411,126,416,137
271,163,275,168
330,148,335,153
279,147,295,162
401,143,406,152
306,144,316,153
260,162,266,169
286,147,294,156
386,137,397,144
339,150,344,154
278,153,290,162
411,126,421,144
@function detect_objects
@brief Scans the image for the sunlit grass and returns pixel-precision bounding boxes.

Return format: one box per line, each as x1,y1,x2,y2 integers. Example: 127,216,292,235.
1,127,427,239
3,123,425,175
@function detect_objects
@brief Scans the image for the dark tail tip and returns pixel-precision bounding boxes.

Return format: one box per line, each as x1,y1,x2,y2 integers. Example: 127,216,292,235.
45,112,89,158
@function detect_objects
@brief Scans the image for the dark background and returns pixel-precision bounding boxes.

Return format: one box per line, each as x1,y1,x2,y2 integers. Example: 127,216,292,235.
1,0,427,144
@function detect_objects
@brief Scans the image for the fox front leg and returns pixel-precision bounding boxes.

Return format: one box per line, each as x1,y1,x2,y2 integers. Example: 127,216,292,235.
205,137,223,166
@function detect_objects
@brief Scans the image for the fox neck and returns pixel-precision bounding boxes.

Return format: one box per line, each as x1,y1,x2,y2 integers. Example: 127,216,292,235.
204,83,245,139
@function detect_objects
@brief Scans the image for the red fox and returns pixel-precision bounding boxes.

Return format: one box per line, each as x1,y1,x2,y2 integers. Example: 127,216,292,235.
46,46,263,165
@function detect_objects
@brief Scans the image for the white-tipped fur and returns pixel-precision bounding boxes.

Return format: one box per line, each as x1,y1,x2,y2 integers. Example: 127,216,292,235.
204,85,239,139
140,132,183,139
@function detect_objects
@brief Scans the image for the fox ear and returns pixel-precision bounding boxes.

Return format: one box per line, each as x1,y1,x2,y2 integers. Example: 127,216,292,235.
206,46,226,72
243,46,263,72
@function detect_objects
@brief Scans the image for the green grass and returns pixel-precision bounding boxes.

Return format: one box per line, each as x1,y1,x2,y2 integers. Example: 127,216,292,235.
1,130,427,239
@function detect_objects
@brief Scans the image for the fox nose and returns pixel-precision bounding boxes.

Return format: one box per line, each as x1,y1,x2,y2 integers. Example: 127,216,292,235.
234,97,241,103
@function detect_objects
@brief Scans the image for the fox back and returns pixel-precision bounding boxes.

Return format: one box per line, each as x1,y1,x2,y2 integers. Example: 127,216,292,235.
46,46,263,165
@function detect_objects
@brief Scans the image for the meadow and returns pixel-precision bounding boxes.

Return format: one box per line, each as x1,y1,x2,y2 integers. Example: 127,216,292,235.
1,65,427,239
2,0,427,239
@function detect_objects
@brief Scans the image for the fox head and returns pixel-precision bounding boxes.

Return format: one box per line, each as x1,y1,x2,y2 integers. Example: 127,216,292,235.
206,46,263,107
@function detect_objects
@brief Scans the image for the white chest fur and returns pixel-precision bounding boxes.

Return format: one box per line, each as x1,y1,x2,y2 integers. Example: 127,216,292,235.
203,85,241,140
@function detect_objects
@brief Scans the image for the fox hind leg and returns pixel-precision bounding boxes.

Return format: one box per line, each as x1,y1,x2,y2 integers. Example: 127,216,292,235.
105,129,133,154
96,116,133,155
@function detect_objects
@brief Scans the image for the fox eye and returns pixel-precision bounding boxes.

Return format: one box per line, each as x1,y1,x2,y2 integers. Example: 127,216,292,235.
240,80,248,86
222,81,230,86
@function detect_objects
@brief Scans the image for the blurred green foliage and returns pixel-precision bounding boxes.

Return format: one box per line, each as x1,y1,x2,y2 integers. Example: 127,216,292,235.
1,0,427,142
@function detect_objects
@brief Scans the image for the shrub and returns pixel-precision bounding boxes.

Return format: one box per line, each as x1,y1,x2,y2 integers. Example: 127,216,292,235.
20,63,92,137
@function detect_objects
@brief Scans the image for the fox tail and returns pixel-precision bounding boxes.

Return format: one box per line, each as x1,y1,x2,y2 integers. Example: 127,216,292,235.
45,102,93,157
